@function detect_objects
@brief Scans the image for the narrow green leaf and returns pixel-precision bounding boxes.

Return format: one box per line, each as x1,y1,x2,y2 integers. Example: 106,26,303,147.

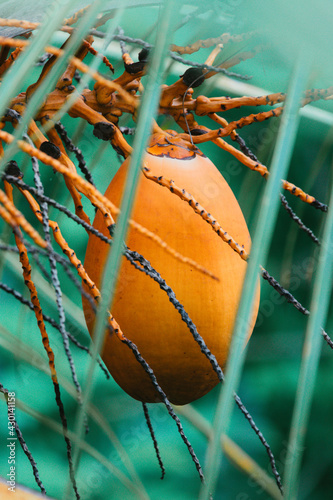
199,53,309,500
69,0,177,485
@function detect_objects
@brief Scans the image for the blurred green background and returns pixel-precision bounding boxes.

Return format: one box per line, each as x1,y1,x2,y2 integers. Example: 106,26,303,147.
0,1,332,499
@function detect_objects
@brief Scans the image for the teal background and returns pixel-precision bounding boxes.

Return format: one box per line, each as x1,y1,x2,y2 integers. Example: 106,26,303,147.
0,1,333,499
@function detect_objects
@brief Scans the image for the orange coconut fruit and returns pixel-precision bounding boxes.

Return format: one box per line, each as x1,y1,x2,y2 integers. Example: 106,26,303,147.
83,134,260,405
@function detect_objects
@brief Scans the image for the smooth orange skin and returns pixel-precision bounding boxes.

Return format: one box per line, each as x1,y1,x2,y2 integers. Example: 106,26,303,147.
83,151,260,405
